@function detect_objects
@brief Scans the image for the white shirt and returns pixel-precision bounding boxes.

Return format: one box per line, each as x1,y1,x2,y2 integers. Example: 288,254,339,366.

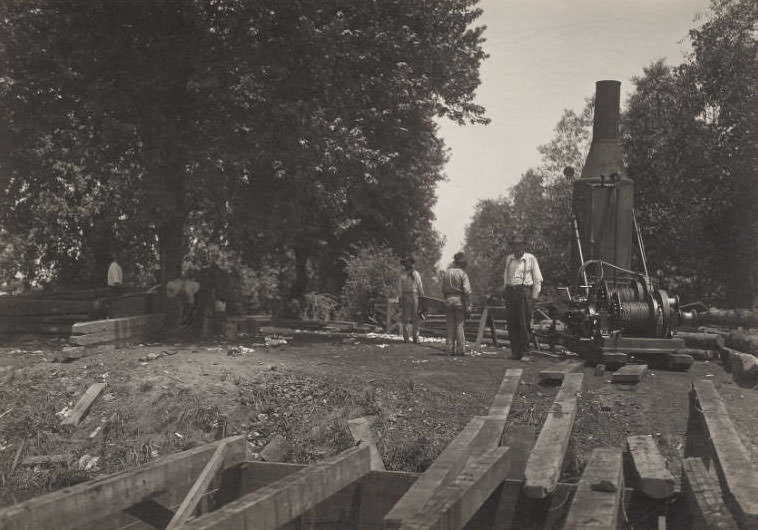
503,252,542,298
107,261,123,286
398,270,424,297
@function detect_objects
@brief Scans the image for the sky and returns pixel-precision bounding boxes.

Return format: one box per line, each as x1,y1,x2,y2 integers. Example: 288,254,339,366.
433,0,712,264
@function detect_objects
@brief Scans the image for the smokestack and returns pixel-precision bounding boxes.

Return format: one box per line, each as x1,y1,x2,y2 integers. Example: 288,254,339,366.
580,80,624,179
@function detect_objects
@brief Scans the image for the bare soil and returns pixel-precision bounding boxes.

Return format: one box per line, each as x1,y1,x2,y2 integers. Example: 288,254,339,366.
1,328,757,511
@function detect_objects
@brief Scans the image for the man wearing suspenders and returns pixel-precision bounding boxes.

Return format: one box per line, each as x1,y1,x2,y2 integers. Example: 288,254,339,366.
503,234,542,360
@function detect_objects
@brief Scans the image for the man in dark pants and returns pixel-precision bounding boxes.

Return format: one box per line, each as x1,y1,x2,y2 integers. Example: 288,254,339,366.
442,252,472,356
503,234,543,360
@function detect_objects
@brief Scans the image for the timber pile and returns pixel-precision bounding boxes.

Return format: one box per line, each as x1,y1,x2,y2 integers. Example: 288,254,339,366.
2,373,755,529
52,314,164,361
0,290,159,339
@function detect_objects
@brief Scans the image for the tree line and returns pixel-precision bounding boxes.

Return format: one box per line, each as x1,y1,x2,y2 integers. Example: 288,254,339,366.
0,0,487,315
464,0,757,308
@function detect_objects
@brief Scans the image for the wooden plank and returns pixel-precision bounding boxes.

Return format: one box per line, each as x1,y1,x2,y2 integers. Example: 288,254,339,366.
523,372,584,498
49,343,115,362
182,445,370,530
487,368,522,419
164,440,228,530
538,360,584,384
562,448,623,530
692,380,758,528
348,416,386,471
387,368,520,527
611,363,647,384
71,314,164,335
0,296,100,317
21,455,69,466
627,435,675,499
0,436,247,530
474,307,489,351
385,416,490,528
398,447,510,530
681,457,739,530
61,383,106,427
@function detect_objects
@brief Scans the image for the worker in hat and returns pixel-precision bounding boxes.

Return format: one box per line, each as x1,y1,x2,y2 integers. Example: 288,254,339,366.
441,252,472,355
398,256,425,343
502,234,542,359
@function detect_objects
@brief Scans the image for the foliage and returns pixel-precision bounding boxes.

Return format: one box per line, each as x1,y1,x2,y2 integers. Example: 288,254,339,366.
339,244,401,321
0,0,485,310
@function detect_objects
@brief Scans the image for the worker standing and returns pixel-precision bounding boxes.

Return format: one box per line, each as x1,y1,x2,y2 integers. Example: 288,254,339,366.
107,253,124,292
503,234,542,359
441,252,471,356
398,256,424,343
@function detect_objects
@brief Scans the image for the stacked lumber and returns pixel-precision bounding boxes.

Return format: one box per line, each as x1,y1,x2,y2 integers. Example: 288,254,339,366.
53,314,163,361
0,290,159,339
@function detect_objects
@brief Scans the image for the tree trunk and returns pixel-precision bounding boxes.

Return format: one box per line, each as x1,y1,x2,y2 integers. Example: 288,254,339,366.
159,219,185,285
289,244,311,308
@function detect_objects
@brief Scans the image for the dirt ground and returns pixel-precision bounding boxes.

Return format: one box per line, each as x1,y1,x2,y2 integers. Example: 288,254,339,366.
1,327,757,511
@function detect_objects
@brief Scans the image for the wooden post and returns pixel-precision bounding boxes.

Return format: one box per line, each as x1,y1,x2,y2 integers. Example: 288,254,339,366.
474,307,489,351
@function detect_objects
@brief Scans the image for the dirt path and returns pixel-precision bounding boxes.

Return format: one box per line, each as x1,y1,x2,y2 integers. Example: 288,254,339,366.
0,330,756,508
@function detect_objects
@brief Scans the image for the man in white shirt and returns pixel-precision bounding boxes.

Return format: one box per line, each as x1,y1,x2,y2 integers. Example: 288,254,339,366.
502,234,542,359
397,256,425,343
107,255,123,289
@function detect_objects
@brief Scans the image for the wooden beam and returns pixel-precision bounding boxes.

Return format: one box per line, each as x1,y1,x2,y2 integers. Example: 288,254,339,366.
523,372,583,498
681,457,738,530
611,363,647,384
348,416,386,471
71,314,164,335
61,383,106,427
385,416,490,528
181,445,370,530
562,448,623,530
164,440,228,530
487,368,522,419
0,436,247,530
627,435,675,499
474,307,489,351
538,360,584,384
398,447,510,530
386,368,521,527
692,380,758,528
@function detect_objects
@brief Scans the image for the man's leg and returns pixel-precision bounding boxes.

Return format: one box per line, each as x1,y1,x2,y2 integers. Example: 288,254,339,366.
445,304,456,353
400,296,410,342
505,288,522,359
454,305,466,354
411,295,420,343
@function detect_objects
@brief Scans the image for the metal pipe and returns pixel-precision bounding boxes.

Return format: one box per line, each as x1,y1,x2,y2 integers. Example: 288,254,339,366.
572,216,589,291
632,209,650,279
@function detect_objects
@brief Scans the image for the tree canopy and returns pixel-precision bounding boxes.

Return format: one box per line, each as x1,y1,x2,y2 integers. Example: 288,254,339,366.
0,0,488,309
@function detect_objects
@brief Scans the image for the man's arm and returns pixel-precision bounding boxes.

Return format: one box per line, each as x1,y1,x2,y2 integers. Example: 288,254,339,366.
415,271,425,297
531,255,543,299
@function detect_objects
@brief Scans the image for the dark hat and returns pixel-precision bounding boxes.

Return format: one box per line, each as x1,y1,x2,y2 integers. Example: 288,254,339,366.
453,252,466,266
509,233,527,244
400,256,415,265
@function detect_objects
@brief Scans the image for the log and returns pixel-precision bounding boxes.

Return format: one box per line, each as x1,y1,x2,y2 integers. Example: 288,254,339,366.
0,296,102,317
675,331,725,351
729,351,758,384
725,329,758,356
698,307,758,328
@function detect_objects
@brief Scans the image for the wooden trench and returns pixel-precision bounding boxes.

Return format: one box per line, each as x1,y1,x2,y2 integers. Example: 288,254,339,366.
1,369,757,530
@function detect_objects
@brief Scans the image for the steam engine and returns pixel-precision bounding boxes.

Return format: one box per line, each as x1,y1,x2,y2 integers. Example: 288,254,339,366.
559,81,695,368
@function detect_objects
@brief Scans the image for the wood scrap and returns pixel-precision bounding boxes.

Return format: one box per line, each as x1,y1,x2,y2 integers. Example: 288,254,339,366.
611,364,647,384
626,435,676,499
347,416,385,471
61,382,106,427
